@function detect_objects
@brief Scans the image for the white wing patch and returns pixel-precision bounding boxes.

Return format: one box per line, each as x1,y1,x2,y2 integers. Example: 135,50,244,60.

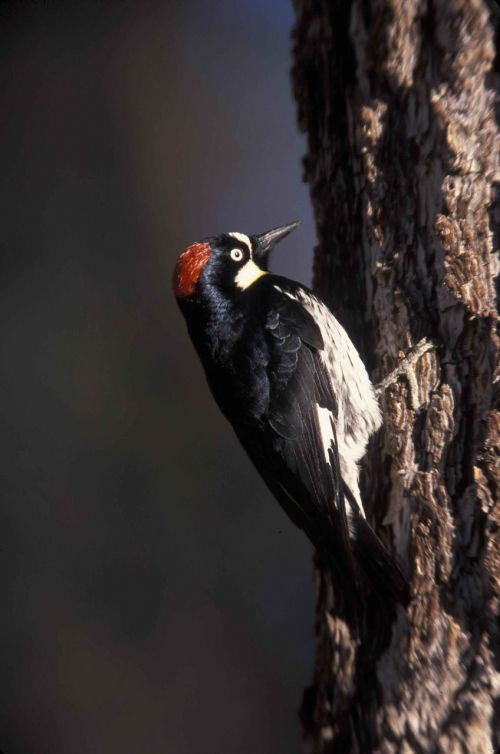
235,260,267,290
228,232,252,253
314,402,335,464
274,284,382,518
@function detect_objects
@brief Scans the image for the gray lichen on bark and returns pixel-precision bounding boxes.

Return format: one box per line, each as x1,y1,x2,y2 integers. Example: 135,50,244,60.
292,1,499,752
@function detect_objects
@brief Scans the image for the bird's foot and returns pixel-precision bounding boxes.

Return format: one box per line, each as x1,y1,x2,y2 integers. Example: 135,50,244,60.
376,338,434,410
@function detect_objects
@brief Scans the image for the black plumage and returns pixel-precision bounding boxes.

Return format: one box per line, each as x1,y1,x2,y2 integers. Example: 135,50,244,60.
173,226,409,613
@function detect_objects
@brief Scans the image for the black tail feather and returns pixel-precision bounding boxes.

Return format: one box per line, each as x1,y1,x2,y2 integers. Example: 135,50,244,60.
352,515,410,606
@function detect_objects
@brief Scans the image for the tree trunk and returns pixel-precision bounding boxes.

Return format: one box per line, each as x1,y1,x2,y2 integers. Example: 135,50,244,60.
292,1,499,752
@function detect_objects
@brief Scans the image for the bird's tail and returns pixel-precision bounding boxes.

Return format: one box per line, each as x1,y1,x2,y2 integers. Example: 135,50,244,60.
351,515,410,606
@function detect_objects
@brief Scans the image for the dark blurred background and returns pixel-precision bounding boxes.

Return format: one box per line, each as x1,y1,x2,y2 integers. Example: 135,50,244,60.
0,1,317,752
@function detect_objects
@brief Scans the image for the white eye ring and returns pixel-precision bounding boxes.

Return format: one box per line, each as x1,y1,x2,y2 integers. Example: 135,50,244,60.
230,248,244,262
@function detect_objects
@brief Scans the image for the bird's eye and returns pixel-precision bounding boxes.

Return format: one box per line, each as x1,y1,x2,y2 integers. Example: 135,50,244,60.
230,248,244,262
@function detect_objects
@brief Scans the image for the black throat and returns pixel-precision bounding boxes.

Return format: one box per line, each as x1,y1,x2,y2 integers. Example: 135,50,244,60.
183,276,250,365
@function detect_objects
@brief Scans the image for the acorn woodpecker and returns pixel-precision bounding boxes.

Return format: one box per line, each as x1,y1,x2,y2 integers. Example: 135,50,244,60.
173,223,409,609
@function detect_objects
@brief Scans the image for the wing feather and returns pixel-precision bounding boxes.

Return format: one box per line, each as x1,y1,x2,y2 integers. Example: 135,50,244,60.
261,290,355,575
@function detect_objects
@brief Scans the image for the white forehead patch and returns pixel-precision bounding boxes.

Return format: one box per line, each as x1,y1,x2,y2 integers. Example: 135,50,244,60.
235,259,267,290
228,232,252,253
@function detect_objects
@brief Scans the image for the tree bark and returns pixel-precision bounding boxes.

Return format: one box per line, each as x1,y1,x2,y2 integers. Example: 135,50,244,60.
292,1,499,752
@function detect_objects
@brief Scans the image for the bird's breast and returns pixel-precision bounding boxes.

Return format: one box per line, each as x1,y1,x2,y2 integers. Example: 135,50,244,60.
200,325,271,427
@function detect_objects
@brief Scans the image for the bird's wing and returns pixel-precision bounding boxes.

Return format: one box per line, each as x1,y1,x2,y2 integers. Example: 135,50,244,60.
257,284,354,565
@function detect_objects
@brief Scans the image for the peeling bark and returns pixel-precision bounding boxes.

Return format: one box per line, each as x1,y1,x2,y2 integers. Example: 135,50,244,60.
292,1,499,752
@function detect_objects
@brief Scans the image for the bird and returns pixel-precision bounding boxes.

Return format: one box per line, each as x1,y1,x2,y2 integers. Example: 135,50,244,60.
172,222,409,615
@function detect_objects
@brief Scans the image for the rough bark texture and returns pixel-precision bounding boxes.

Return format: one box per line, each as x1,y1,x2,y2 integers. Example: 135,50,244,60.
292,1,499,752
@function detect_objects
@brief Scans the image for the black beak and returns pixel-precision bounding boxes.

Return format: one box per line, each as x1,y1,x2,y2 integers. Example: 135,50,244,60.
252,221,300,264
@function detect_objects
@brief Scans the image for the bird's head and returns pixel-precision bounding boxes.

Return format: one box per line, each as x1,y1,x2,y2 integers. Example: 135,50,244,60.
172,222,299,302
